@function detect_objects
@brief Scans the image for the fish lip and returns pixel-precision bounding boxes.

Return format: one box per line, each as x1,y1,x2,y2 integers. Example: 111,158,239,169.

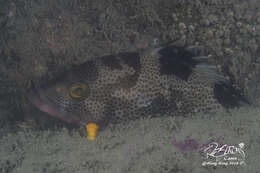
27,87,85,126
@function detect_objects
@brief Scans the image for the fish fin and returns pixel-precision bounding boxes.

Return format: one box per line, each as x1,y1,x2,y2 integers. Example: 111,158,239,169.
214,81,250,108
156,42,210,81
155,41,249,108
192,63,228,84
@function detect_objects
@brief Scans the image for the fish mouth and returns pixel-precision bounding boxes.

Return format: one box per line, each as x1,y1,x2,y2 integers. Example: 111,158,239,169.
27,87,85,126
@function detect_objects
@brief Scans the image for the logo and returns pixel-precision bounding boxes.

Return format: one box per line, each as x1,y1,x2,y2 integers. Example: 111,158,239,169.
201,142,246,166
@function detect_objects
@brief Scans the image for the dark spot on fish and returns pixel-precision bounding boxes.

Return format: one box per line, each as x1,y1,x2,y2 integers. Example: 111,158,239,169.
112,52,142,89
158,46,198,81
137,94,178,117
74,61,99,81
101,55,123,70
119,52,141,72
214,82,249,108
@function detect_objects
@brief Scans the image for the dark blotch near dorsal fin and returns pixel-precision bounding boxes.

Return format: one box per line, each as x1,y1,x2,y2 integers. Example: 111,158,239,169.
118,52,141,71
158,43,249,108
101,55,123,70
214,81,249,108
158,45,201,81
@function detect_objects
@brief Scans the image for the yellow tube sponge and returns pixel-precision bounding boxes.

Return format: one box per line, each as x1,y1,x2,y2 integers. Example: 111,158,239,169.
85,123,99,140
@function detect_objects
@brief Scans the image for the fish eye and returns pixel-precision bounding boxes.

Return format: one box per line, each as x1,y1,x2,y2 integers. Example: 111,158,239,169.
69,83,90,101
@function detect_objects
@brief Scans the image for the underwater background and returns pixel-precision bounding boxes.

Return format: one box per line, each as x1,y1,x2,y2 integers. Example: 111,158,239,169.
0,0,260,172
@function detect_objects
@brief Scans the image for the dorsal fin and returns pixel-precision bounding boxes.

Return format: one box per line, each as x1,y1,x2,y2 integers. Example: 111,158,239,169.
155,41,249,108
156,42,213,81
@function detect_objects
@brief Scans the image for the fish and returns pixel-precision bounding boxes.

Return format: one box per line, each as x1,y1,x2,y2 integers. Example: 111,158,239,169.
28,41,248,139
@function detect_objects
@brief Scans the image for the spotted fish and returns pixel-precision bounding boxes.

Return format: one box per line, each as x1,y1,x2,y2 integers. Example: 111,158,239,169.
28,42,247,132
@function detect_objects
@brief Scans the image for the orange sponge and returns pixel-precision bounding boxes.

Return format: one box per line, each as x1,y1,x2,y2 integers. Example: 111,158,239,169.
85,123,99,140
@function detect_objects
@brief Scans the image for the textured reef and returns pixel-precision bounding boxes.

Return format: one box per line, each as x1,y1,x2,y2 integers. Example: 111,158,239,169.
0,0,259,172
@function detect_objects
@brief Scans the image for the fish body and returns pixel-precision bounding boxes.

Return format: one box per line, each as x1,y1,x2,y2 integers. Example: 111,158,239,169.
28,42,247,129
